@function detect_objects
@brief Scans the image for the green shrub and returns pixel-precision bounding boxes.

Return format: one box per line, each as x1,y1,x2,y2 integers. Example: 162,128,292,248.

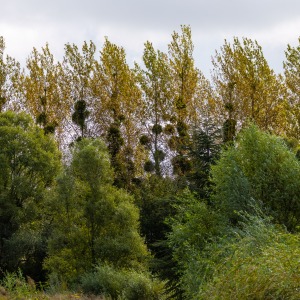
81,264,167,300
198,214,300,299
211,125,300,230
168,192,300,300
167,189,228,297
1,269,38,299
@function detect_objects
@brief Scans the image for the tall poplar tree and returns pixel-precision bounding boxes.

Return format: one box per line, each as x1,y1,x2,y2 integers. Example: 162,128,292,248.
92,38,142,189
284,37,300,139
135,41,172,176
62,41,96,139
0,36,22,112
168,25,199,176
23,44,66,135
212,38,287,137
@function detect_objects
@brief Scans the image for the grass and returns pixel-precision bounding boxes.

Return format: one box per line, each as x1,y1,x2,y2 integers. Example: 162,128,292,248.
0,270,105,300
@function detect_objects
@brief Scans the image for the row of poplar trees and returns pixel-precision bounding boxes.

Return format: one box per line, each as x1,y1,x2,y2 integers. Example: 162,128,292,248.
1,26,300,187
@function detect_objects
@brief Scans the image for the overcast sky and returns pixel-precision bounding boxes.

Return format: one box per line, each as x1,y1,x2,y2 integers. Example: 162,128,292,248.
1,0,300,77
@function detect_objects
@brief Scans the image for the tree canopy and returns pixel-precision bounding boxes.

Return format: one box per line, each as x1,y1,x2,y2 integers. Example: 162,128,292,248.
0,111,61,279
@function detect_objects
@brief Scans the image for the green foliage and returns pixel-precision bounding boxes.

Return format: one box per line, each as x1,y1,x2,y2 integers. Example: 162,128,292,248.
168,136,178,151
168,188,300,299
152,124,163,135
134,175,180,296
135,40,172,177
284,37,300,139
211,124,300,230
169,120,191,177
36,111,47,126
45,139,149,285
137,176,177,248
163,124,175,135
167,126,300,298
154,150,165,162
199,214,300,300
175,96,186,110
188,122,221,199
107,121,135,190
72,100,90,137
43,122,58,135
107,123,124,157
0,111,61,279
1,269,38,299
81,264,167,300
0,37,21,113
212,37,286,134
167,189,226,297
144,160,155,173
176,121,188,137
171,155,192,176
139,135,151,147
222,118,236,142
211,149,253,224
4,223,49,282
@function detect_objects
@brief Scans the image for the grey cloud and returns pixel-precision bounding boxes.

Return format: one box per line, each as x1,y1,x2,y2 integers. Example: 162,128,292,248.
3,0,300,30
1,0,300,76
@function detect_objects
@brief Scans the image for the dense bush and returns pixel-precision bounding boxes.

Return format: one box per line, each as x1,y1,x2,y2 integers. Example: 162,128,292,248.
81,264,167,300
0,269,38,299
211,125,300,230
167,189,227,297
199,214,300,300
169,196,300,299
